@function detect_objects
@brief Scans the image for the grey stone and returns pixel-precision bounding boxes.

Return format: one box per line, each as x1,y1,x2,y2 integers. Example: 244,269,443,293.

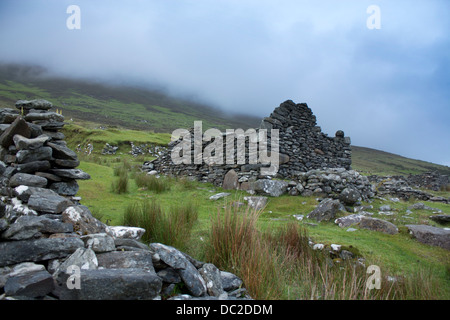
50,169,91,180
429,214,450,225
16,146,52,163
199,263,224,297
56,268,162,300
243,196,268,210
80,233,116,253
157,268,182,283
307,199,341,222
339,187,361,205
250,179,288,197
9,173,48,188
150,243,207,297
96,250,155,273
24,112,64,123
358,217,399,235
222,169,239,190
54,158,80,168
49,180,79,196
209,192,231,200
13,134,49,150
47,142,77,160
406,225,450,250
0,116,31,148
0,237,84,267
27,193,73,214
335,214,364,228
15,160,51,174
52,247,98,282
106,226,145,240
13,185,58,202
15,99,53,111
4,269,54,298
62,206,109,236
220,271,243,291
1,215,73,240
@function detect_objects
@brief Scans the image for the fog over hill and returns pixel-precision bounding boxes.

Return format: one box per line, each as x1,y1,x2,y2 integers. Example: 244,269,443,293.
0,1,449,166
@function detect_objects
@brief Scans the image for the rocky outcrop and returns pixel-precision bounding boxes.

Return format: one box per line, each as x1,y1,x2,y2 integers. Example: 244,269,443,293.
0,100,249,300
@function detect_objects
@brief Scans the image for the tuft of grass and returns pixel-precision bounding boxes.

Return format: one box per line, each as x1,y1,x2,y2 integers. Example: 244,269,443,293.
123,200,198,251
134,172,170,193
111,169,129,194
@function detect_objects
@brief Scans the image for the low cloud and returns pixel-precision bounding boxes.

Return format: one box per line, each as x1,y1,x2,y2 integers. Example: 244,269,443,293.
0,0,449,165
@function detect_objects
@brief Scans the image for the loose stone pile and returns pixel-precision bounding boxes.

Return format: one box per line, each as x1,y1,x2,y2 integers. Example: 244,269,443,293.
0,99,248,300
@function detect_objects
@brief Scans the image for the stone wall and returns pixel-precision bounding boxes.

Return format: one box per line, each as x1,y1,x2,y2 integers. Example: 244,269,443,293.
0,99,249,300
148,100,352,187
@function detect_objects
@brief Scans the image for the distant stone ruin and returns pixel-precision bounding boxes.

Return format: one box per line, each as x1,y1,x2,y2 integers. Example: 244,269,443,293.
148,100,352,186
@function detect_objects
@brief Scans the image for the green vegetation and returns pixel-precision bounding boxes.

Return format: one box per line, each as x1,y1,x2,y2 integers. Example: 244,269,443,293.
352,146,450,176
2,63,449,300
0,63,260,132
75,155,450,300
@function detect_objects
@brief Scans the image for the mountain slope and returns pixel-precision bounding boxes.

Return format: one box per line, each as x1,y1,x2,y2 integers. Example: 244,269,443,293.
351,146,450,176
1,63,449,177
0,63,261,132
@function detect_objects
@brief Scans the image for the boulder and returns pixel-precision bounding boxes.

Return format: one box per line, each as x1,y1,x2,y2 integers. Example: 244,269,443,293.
307,199,341,222
335,214,364,228
405,225,450,250
14,160,51,174
429,214,450,225
358,217,398,235
222,169,239,190
339,187,361,205
250,179,288,197
243,196,268,210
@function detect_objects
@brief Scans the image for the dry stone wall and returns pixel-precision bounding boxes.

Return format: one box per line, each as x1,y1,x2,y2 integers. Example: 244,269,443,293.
0,99,249,300
147,100,352,187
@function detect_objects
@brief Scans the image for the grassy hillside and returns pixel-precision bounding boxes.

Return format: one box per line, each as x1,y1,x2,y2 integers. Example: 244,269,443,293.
352,146,450,176
0,63,261,132
1,63,449,177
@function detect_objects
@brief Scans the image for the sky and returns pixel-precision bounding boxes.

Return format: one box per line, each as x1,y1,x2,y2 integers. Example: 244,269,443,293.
0,0,449,166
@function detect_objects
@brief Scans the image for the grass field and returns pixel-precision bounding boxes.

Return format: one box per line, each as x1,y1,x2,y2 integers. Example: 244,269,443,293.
74,156,450,299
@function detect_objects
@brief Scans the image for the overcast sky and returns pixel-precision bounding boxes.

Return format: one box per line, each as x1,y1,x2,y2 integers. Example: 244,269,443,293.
0,0,449,166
